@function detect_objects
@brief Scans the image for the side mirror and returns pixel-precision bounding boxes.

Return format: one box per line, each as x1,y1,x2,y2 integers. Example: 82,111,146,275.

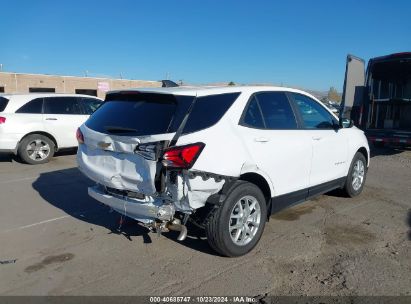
341,118,354,128
332,120,341,130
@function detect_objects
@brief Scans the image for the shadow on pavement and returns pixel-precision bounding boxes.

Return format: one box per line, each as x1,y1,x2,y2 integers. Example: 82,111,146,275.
164,223,219,256
32,167,152,243
32,167,217,255
0,153,16,163
370,145,411,158
0,149,78,164
408,210,411,241
54,148,78,158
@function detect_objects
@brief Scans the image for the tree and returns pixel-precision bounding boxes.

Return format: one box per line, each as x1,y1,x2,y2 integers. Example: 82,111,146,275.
228,81,235,86
320,97,328,104
327,87,341,103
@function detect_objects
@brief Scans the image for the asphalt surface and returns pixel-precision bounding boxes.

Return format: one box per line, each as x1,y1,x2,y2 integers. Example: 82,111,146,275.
0,147,410,296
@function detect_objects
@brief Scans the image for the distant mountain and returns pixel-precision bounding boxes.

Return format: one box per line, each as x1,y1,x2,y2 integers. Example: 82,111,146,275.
305,89,328,100
181,81,332,100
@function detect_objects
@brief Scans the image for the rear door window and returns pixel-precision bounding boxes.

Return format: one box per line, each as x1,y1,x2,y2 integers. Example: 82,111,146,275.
256,92,297,129
0,97,9,112
81,98,103,115
241,92,297,129
16,98,44,114
43,97,82,115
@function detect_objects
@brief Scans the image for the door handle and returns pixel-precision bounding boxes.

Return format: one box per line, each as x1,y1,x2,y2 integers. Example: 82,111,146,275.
45,118,58,121
312,136,322,141
254,137,269,143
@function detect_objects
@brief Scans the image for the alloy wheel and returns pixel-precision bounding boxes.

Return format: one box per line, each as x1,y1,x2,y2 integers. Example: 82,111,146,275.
352,159,365,191
229,195,261,246
26,139,51,161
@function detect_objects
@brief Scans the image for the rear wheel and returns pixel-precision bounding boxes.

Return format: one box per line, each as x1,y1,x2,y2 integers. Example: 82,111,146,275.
205,181,267,257
18,134,55,164
343,152,367,197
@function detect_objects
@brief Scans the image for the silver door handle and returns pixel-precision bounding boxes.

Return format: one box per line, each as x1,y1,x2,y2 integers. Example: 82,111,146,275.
45,118,57,121
254,137,269,142
312,136,322,141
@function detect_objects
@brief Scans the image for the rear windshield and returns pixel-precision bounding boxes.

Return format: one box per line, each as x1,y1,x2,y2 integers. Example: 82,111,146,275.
0,97,9,112
86,93,194,136
85,92,240,136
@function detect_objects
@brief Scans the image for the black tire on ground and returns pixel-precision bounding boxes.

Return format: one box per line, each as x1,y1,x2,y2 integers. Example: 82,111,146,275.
18,134,55,165
205,181,267,257
343,152,367,197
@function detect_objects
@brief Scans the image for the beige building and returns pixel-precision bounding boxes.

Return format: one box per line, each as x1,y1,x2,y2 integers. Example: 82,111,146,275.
0,72,162,98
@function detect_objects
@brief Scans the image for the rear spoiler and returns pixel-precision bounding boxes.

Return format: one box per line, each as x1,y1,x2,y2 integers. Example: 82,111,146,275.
161,80,179,88
106,81,180,99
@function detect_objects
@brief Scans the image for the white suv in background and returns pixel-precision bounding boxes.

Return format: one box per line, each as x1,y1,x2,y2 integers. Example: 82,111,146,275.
0,94,102,164
77,86,369,257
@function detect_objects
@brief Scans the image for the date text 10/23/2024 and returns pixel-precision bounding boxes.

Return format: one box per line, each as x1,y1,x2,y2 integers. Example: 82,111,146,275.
149,296,257,303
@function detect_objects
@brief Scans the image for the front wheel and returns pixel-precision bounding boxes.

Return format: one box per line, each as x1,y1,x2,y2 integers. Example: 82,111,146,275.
18,134,55,164
343,152,367,197
205,181,267,257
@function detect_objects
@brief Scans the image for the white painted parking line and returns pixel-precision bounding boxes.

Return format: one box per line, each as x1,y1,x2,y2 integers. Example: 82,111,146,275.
1,215,70,233
0,176,38,184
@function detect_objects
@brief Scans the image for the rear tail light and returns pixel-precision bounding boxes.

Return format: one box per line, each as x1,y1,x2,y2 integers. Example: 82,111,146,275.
76,128,84,144
162,142,205,169
0,117,6,124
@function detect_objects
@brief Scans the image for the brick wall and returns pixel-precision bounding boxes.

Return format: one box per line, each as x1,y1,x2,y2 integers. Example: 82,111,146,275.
0,72,162,98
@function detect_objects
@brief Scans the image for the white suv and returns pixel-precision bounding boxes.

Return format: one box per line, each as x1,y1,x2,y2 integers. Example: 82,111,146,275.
77,87,369,257
0,94,102,164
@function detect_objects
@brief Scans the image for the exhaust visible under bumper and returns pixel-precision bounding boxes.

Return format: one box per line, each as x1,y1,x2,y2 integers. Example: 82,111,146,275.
167,220,188,241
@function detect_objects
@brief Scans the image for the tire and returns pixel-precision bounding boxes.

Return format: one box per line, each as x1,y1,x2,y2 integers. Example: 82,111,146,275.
343,152,367,197
18,134,55,164
205,181,267,257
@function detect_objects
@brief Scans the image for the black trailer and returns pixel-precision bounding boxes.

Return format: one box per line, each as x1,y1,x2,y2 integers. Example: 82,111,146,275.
341,52,411,146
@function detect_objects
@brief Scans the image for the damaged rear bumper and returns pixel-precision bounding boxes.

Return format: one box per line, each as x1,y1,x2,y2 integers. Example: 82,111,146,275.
88,185,175,223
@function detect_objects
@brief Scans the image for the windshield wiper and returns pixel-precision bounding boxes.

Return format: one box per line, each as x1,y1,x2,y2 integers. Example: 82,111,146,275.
104,126,138,133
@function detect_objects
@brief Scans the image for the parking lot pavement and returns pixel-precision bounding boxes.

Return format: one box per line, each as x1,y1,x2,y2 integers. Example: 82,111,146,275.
0,148,410,296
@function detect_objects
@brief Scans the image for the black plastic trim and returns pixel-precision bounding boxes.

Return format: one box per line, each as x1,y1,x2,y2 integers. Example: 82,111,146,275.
206,177,239,206
308,177,346,198
269,177,346,215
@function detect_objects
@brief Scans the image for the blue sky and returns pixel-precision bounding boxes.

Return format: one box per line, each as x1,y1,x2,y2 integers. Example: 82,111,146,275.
1,0,410,91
